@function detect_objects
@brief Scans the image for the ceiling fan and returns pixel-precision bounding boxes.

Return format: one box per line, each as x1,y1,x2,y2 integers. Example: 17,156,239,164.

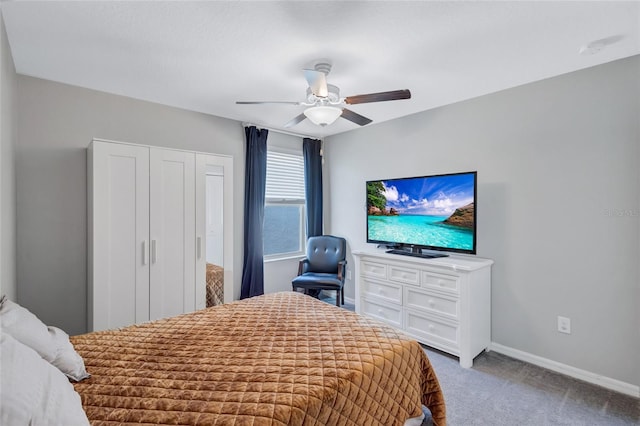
236,62,411,128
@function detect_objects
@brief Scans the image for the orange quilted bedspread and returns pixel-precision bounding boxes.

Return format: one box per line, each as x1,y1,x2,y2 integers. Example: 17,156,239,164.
71,292,445,426
206,263,224,307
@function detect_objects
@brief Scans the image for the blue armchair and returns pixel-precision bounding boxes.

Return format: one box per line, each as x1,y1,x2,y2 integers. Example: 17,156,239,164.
292,235,347,307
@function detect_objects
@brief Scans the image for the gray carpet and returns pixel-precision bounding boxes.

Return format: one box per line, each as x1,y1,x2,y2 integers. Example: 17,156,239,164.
420,348,639,425
317,294,639,425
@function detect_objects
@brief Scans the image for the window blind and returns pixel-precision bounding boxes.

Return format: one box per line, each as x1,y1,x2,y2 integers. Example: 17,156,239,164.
265,151,305,201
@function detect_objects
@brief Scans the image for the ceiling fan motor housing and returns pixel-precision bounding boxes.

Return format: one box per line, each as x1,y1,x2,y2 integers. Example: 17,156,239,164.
306,84,340,104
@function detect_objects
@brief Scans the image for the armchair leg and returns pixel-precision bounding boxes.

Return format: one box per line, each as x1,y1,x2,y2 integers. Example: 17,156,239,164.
336,290,341,307
341,290,345,305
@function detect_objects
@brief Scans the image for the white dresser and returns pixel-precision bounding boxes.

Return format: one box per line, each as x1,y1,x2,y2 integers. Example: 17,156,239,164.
353,250,493,367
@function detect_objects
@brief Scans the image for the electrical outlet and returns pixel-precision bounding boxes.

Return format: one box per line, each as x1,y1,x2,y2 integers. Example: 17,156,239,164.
557,316,571,334
347,269,352,280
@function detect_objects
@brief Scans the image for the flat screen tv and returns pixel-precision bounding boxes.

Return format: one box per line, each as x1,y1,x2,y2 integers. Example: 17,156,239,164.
366,171,477,257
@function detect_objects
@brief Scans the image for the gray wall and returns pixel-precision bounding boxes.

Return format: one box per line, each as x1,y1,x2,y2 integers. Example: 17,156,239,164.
324,56,640,387
0,12,17,301
16,76,245,335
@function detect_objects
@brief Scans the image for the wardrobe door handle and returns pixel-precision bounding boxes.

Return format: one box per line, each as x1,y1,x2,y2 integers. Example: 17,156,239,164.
142,241,148,265
151,240,157,264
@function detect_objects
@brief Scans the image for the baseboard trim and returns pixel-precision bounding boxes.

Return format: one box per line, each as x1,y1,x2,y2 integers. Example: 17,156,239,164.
490,342,639,398
344,296,355,305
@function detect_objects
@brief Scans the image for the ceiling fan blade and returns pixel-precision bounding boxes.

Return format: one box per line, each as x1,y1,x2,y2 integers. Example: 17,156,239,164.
344,89,411,105
341,108,372,126
303,69,328,98
236,101,301,105
284,113,307,128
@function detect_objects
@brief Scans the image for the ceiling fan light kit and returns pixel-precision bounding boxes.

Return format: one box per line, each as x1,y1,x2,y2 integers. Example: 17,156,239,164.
303,106,343,126
237,60,412,128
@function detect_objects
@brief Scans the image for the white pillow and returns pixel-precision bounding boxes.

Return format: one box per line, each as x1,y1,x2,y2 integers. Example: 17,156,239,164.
0,298,90,381
0,333,90,426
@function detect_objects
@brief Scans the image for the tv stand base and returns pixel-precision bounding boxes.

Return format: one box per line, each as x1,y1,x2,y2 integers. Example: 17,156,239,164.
385,248,449,259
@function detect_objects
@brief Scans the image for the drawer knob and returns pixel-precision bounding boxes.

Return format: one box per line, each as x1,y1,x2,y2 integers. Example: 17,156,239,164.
378,289,385,295
377,309,385,317
438,280,444,286
428,324,435,331
428,299,435,307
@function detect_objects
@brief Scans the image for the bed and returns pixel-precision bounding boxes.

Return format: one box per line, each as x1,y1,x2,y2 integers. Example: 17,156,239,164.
70,292,446,425
206,262,224,307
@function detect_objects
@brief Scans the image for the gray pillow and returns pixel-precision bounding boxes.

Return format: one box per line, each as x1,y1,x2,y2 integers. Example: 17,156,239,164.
0,333,90,425
0,298,89,381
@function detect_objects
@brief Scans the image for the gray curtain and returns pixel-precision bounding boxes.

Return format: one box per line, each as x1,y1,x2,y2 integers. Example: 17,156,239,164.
303,138,323,237
240,126,268,299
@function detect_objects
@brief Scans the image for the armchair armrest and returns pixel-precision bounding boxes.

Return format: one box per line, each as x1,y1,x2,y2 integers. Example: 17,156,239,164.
297,258,310,275
337,260,347,281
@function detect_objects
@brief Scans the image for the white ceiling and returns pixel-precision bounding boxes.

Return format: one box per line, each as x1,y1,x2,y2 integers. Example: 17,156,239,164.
2,1,639,138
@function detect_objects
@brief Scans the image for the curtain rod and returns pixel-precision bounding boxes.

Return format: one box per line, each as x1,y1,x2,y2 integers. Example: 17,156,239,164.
241,122,323,141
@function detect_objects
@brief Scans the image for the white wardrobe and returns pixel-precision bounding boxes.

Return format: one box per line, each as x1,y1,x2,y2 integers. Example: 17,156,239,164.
88,139,233,332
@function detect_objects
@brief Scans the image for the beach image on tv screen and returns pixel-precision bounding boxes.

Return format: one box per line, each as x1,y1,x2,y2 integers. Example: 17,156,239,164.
367,173,475,251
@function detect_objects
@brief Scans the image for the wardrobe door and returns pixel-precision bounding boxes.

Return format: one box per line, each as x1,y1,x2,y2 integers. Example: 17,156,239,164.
89,141,150,331
149,148,196,321
195,153,234,308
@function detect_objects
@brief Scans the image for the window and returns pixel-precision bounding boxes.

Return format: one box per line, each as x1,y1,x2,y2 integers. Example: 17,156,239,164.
263,149,306,258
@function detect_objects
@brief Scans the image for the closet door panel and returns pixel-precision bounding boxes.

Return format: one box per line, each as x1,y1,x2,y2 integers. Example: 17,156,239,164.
194,156,207,310
89,142,150,331
149,149,196,321
195,154,233,308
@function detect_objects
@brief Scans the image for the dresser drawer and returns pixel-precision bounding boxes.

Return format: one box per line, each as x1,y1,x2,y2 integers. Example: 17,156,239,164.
361,260,387,280
362,278,402,304
421,271,459,293
405,309,459,352
388,265,419,286
362,297,402,329
405,287,459,320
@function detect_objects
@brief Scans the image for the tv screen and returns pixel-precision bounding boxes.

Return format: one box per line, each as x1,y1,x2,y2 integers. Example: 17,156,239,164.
366,171,477,255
